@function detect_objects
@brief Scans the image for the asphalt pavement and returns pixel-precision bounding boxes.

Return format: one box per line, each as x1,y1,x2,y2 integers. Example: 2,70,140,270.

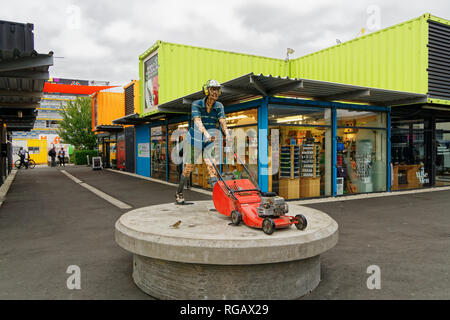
0,165,448,299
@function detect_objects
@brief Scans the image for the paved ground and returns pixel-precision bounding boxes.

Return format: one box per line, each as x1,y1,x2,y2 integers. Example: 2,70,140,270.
0,166,448,299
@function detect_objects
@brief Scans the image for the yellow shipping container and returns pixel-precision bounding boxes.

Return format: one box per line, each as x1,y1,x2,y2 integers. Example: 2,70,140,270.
27,139,48,164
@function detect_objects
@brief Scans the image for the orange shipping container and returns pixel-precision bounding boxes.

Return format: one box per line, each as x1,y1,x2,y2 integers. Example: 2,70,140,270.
92,91,125,131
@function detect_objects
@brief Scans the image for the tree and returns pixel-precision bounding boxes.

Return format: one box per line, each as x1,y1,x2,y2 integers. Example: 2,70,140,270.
57,97,97,150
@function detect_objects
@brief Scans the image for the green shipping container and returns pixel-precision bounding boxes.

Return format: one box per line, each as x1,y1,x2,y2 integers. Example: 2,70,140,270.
290,13,450,104
139,13,450,115
139,41,285,116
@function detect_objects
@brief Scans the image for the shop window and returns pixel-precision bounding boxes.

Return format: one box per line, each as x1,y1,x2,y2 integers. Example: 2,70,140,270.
337,110,386,128
436,121,450,187
268,105,332,199
391,120,429,190
28,147,40,154
150,126,166,180
110,142,117,168
336,128,387,194
222,109,259,187
269,105,328,126
168,122,188,184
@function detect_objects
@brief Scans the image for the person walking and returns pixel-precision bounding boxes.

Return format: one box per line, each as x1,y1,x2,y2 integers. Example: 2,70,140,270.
48,146,57,167
58,147,66,167
18,147,28,169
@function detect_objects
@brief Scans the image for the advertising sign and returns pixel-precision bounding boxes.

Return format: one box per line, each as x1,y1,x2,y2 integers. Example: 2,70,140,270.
143,52,159,114
138,143,150,158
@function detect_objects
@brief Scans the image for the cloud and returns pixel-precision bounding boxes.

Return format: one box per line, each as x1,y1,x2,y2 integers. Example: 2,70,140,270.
0,0,448,85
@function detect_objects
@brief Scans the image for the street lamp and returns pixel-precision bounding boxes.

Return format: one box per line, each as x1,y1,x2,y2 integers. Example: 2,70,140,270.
285,48,295,77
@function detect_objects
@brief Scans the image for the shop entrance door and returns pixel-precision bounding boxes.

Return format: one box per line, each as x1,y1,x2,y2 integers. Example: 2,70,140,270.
125,127,135,173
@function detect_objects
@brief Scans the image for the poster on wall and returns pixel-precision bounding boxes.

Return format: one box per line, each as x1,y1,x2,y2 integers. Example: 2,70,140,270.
138,143,150,158
143,52,159,114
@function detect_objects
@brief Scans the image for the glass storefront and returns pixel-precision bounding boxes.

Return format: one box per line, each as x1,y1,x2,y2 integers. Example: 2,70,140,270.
336,128,387,194
391,121,429,190
268,105,332,199
150,126,166,180
436,121,450,186
337,109,387,194
146,101,391,198
222,109,258,184
168,122,188,184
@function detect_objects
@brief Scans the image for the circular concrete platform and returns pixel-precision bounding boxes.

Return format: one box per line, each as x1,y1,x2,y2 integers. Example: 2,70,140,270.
115,200,338,300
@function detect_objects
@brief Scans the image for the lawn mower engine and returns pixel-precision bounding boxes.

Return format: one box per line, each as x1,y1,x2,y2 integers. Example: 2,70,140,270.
257,192,289,218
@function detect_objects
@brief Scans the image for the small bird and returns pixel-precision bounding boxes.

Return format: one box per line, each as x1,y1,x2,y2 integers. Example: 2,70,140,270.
171,220,182,228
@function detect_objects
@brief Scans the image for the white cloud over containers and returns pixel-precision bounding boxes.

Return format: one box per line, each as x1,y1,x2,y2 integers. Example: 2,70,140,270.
1,0,449,84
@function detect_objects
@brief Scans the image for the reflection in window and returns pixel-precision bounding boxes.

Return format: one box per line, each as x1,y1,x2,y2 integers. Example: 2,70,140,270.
336,128,386,194
337,110,386,128
391,121,429,190
436,121,450,186
150,126,166,180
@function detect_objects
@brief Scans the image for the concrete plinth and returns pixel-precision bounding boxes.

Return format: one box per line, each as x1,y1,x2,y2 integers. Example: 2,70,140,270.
115,201,338,300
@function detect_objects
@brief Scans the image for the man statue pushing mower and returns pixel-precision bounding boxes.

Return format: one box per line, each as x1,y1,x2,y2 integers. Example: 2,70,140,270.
175,79,231,205
175,79,307,234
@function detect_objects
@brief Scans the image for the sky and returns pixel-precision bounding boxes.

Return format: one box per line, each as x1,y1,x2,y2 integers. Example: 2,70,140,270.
1,0,449,86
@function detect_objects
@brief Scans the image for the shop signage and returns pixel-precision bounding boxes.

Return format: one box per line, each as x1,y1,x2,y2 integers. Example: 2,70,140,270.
416,167,429,184
138,143,150,158
143,52,159,114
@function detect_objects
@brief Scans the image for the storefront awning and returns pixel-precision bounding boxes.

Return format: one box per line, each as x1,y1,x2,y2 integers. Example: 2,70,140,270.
94,124,123,132
155,73,428,113
112,113,149,125
43,82,118,95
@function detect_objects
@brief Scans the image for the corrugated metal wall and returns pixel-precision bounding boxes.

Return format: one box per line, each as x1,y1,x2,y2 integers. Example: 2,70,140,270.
0,20,34,52
92,91,125,129
290,15,429,95
140,41,285,115
124,80,140,115
124,83,135,116
428,19,450,100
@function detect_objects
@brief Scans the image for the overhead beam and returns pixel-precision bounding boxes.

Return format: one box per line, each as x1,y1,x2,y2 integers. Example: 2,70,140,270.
374,96,428,106
182,98,193,105
157,106,189,113
0,54,53,72
313,89,371,101
0,89,43,98
221,86,260,96
0,103,39,108
0,70,50,80
249,75,268,96
267,80,304,95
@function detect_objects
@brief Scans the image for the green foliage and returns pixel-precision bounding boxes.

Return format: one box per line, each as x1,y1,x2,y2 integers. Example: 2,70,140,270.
57,97,97,150
73,150,98,165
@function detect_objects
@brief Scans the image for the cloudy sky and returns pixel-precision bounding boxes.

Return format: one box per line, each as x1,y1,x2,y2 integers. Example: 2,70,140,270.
1,0,449,86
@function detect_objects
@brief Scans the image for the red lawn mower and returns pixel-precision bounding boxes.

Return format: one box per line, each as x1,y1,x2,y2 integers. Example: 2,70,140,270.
211,153,307,235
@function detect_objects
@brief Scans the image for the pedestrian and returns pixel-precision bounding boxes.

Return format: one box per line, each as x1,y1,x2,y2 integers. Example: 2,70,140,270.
58,147,66,167
48,146,57,167
18,147,28,169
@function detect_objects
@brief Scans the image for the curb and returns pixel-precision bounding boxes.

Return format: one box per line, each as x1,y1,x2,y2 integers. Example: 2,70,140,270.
290,185,450,206
0,169,18,207
106,169,213,196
